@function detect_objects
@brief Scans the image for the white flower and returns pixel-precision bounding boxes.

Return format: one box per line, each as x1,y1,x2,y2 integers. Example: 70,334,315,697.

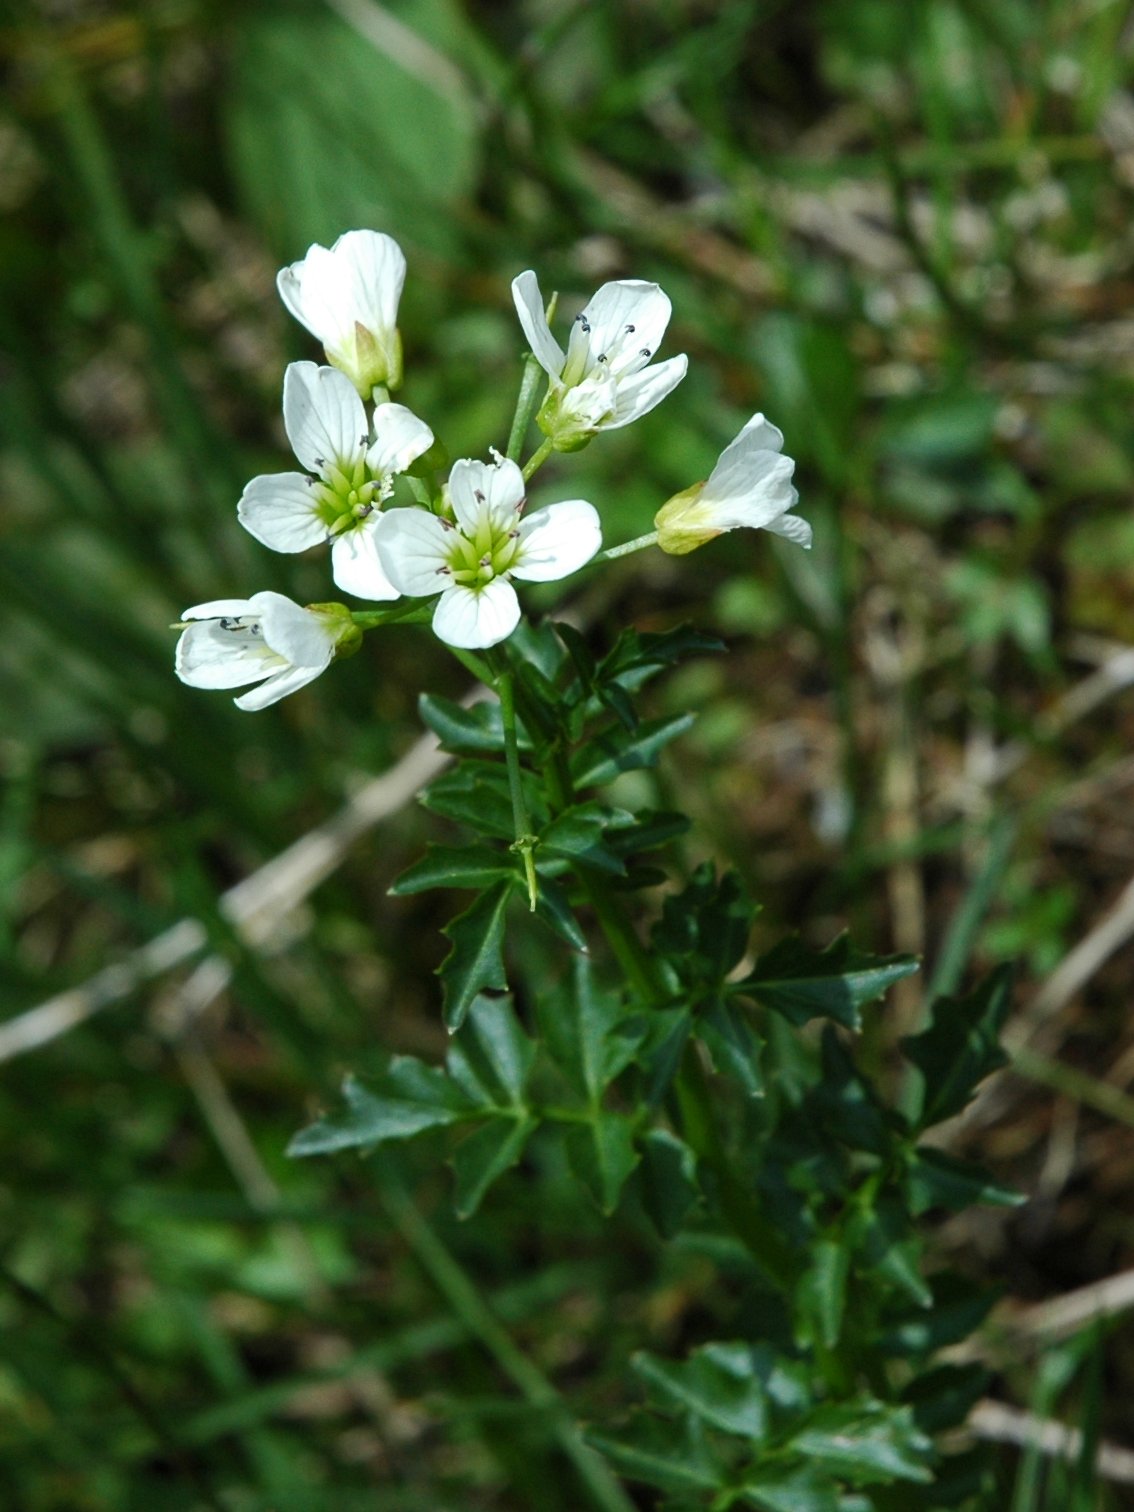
512,270,688,449
237,362,433,601
175,593,358,711
376,455,601,649
654,414,811,555
277,230,406,394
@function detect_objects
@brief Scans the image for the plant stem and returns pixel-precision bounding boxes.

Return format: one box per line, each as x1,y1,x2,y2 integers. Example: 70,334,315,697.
496,667,539,910
601,531,659,561
506,354,546,463
351,602,434,630
377,1169,637,1512
522,436,555,481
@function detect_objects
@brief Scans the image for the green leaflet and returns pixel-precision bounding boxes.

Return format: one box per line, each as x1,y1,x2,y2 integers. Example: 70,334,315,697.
439,880,513,1031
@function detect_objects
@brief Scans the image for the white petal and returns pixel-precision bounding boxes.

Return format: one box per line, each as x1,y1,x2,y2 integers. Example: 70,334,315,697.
513,500,601,582
277,246,353,352
433,579,520,649
367,403,433,477
283,362,367,474
607,353,688,429
250,591,336,668
331,517,401,601
180,598,256,621
332,229,406,339
512,270,565,378
448,457,524,535
580,280,672,374
175,622,281,690
765,512,813,548
234,662,326,711
237,471,326,552
375,508,453,597
704,413,790,500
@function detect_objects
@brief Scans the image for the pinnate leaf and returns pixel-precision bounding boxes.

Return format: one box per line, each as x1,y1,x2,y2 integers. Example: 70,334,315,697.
737,936,919,1030
438,880,512,1031
901,966,1012,1129
288,1064,473,1157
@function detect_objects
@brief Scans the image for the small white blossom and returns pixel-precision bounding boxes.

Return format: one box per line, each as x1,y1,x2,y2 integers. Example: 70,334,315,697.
512,270,687,449
175,592,359,710
376,456,601,649
237,362,433,601
654,414,811,555
277,230,406,394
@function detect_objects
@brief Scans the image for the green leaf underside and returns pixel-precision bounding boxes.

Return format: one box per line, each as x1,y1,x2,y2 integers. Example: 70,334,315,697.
737,936,920,1030
439,881,513,1031
287,1064,472,1157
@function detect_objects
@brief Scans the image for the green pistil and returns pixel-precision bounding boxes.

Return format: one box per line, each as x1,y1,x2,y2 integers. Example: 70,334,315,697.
444,519,521,588
312,458,388,534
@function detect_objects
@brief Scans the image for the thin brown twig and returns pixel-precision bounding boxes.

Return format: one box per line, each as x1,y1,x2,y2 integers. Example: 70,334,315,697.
969,1398,1134,1484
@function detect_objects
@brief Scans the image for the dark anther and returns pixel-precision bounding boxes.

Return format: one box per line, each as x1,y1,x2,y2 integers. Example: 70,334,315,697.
640,348,651,358
475,489,486,503
597,353,608,364
625,323,635,333
314,457,325,469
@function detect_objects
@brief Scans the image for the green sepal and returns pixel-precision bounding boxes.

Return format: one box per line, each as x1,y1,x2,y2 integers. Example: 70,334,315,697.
901,966,1012,1130
438,881,513,1032
735,935,920,1031
287,1064,474,1157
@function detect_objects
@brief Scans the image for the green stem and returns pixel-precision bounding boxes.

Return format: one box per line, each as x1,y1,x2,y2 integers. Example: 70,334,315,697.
601,530,659,561
351,602,434,630
371,383,391,405
506,354,546,463
522,436,555,482
496,667,539,910
376,1169,636,1512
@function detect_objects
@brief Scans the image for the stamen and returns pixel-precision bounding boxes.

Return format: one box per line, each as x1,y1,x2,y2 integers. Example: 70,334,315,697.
625,323,635,333
640,348,651,358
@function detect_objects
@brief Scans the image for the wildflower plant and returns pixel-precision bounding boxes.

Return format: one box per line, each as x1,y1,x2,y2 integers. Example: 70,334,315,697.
176,229,1018,1509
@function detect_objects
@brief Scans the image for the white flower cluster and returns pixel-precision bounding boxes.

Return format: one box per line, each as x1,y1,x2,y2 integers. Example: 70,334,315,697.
176,229,808,710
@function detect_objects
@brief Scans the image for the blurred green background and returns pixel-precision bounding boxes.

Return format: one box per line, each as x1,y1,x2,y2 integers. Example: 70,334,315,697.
5,0,1134,1506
